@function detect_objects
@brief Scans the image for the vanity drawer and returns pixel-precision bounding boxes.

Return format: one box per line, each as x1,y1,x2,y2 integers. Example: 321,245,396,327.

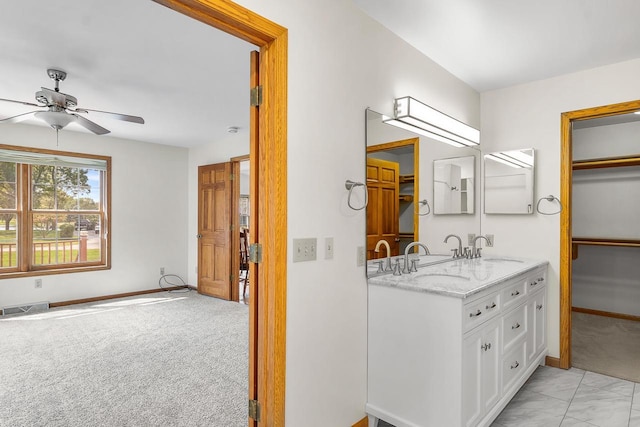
502,340,527,394
527,268,547,293
502,280,526,309
502,304,528,353
463,292,501,332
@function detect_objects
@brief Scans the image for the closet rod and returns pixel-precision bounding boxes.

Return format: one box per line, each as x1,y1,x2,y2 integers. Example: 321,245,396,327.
572,237,640,248
573,155,640,170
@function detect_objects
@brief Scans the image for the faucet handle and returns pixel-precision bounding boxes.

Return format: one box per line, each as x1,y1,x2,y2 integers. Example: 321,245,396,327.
410,258,418,272
476,248,482,258
385,257,393,271
393,258,402,276
463,247,471,259
375,260,384,273
451,248,459,258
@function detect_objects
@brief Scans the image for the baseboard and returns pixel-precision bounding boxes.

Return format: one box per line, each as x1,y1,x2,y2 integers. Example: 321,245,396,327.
352,416,368,427
50,287,187,308
545,356,561,368
572,306,640,322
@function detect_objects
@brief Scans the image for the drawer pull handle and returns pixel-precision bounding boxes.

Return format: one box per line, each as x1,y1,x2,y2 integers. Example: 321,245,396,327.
481,343,492,351
511,290,520,297
537,304,543,310
512,322,521,330
530,280,539,286
510,361,520,370
486,302,497,309
469,309,482,318
538,277,544,282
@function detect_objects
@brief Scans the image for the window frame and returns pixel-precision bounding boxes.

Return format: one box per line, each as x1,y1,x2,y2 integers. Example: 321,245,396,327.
0,144,111,278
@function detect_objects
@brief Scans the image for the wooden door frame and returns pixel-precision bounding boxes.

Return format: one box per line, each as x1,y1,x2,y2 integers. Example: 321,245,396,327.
367,137,420,243
153,1,288,424
230,154,250,303
559,99,640,369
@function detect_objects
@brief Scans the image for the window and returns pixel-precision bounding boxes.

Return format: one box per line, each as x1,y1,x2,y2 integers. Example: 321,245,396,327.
0,145,110,277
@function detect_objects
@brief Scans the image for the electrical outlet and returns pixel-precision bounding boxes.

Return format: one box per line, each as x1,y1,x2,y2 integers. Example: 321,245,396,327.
160,267,165,276
357,246,365,267
485,234,494,247
325,237,334,260
468,233,476,246
35,278,42,288
293,238,317,262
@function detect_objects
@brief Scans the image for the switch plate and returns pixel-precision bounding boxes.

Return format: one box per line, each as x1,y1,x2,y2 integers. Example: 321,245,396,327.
35,278,42,288
485,234,494,247
468,233,476,246
160,267,165,276
293,238,317,262
325,237,334,260
357,246,365,267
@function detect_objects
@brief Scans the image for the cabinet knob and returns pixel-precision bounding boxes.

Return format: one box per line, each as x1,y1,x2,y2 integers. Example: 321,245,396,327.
510,361,520,370
486,302,497,310
469,309,482,318
537,304,543,310
511,290,520,297
512,322,521,330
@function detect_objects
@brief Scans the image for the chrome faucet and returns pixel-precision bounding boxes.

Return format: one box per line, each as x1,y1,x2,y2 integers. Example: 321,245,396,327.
374,239,392,271
403,242,430,274
471,235,489,258
444,234,463,258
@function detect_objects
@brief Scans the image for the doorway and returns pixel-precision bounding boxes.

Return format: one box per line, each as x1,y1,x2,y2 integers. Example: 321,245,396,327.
559,99,640,378
153,1,288,424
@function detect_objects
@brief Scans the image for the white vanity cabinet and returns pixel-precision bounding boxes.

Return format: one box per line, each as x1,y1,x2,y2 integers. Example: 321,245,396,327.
367,261,548,427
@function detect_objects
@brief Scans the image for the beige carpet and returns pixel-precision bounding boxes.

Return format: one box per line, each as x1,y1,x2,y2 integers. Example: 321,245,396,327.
572,311,640,383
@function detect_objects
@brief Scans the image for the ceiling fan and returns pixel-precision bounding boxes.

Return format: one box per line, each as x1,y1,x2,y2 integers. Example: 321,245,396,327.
0,68,144,136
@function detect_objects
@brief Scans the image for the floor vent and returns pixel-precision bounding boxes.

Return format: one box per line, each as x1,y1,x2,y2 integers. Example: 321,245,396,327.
2,302,50,316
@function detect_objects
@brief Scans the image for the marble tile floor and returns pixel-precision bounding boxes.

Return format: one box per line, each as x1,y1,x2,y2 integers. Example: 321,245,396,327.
378,366,640,427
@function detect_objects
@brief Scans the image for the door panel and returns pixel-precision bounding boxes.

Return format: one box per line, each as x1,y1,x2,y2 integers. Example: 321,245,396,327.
198,162,232,299
366,157,400,259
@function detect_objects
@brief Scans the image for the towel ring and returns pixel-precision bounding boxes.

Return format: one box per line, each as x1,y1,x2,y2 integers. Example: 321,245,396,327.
536,195,562,215
418,199,431,216
345,180,368,211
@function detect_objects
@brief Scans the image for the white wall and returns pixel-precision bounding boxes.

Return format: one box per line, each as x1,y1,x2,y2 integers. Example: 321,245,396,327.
204,0,481,425
481,57,640,360
0,123,189,307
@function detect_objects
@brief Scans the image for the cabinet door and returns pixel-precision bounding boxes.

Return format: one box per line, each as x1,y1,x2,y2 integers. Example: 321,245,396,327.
527,288,547,364
462,319,501,427
481,320,501,412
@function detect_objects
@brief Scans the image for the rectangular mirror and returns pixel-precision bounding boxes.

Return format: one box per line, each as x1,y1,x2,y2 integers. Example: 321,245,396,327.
365,109,481,277
433,156,475,215
484,148,535,214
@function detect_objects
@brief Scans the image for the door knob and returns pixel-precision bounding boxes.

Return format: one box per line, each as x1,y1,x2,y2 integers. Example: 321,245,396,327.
197,234,203,238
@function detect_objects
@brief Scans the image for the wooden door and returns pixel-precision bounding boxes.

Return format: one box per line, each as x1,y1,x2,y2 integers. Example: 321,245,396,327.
366,157,399,259
198,162,232,300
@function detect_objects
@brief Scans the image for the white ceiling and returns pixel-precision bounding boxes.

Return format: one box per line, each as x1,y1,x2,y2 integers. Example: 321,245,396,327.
3,1,640,148
0,0,255,148
353,0,640,92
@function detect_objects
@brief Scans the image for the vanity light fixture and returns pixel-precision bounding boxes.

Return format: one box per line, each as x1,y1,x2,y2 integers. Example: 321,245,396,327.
486,152,532,168
383,96,480,148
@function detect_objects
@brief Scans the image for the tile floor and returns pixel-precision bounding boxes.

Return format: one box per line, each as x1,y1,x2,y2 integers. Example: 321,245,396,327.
377,366,640,427
491,366,640,427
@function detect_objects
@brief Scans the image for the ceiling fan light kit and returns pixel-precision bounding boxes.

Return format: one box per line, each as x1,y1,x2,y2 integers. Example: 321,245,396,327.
0,68,145,137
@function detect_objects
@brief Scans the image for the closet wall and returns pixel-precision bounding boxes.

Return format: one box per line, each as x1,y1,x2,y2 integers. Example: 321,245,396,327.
572,119,640,317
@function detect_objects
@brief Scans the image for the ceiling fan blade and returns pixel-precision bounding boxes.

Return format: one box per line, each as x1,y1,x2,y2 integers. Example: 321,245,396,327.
74,107,144,124
0,111,39,123
70,113,110,135
0,97,42,108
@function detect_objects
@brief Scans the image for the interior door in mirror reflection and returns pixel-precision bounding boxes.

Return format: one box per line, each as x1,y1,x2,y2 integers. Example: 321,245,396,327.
484,148,535,214
433,156,475,214
366,157,399,260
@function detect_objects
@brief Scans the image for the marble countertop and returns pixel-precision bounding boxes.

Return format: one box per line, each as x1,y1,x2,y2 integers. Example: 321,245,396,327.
367,255,548,299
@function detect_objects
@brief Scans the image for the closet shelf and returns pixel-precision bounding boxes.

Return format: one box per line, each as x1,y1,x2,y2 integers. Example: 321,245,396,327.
399,174,414,184
399,232,414,238
573,155,640,170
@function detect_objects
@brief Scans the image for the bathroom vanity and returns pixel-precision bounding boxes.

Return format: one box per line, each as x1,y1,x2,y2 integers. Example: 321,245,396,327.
366,256,548,427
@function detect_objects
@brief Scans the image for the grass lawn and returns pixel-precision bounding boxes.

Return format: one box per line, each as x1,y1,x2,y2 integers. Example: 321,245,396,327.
1,247,100,267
